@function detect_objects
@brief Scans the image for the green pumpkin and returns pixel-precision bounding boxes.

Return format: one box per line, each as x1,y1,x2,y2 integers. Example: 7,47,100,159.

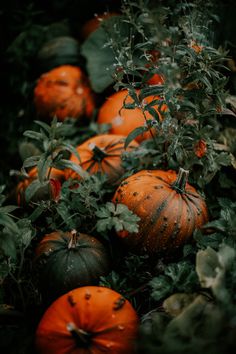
34,230,110,302
37,36,81,73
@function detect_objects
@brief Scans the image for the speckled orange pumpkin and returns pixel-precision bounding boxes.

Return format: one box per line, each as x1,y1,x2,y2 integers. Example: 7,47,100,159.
34,65,95,121
97,89,166,143
112,168,208,255
35,286,138,354
66,134,139,183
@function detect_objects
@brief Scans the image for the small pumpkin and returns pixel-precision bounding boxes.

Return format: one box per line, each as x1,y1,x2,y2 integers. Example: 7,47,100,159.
36,286,138,354
34,65,95,121
112,168,208,255
34,230,110,301
16,166,64,206
66,134,139,183
37,36,81,73
97,89,166,143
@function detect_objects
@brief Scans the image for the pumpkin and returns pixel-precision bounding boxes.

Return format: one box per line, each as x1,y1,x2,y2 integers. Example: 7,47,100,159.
112,168,208,255
34,65,95,121
81,12,120,40
66,134,139,183
34,230,110,301
35,286,138,354
97,89,166,143
37,36,81,73
16,166,64,206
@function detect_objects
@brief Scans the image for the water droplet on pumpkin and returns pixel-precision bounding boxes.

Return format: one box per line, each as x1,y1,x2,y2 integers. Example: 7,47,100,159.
111,313,116,318
106,342,114,348
118,325,125,331
76,87,84,95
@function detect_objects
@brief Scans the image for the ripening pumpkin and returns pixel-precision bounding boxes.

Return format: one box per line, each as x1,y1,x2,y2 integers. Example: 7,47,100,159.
66,134,139,183
34,231,110,301
36,286,138,354
81,12,120,40
112,168,208,255
37,36,81,73
97,90,167,143
34,65,95,121
16,166,64,206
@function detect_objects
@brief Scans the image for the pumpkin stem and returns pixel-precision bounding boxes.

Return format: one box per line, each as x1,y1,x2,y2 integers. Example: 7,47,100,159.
67,322,92,348
171,168,189,193
92,145,107,162
68,230,78,249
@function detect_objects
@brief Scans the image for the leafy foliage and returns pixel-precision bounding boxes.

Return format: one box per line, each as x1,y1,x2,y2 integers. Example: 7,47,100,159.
1,0,236,353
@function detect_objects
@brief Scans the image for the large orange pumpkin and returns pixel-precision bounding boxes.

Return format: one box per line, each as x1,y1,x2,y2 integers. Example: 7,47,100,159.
35,286,138,354
34,65,95,121
97,89,166,143
112,168,208,255
16,166,64,206
66,134,139,183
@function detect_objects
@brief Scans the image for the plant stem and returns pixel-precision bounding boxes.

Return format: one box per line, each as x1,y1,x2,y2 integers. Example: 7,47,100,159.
171,168,189,193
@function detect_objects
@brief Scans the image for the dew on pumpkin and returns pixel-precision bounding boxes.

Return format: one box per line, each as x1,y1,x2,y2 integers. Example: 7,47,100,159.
76,87,84,95
106,342,114,348
118,325,125,331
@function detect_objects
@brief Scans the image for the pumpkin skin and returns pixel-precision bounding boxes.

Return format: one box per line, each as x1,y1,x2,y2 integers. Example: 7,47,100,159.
34,231,110,301
34,65,95,121
97,90,166,143
112,168,208,255
36,286,138,354
37,36,81,73
16,167,64,206
81,12,120,39
66,134,139,183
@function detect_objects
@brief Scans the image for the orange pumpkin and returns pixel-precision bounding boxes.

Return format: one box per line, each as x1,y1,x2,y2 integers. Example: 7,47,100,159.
97,89,166,143
66,134,139,183
16,166,64,206
112,168,208,255
34,65,95,121
35,286,138,354
81,12,120,39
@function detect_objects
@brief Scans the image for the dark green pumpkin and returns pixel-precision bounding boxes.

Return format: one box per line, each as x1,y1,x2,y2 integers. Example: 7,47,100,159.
37,36,81,73
34,230,110,301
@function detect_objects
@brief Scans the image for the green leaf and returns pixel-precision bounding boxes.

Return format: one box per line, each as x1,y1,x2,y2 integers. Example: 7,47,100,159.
125,126,148,148
22,155,40,169
55,159,89,179
24,179,42,203
23,130,43,141
0,233,17,260
81,27,115,93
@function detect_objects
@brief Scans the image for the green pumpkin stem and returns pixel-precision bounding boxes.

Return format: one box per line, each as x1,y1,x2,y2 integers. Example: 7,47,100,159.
68,230,78,249
67,322,91,347
92,145,107,162
171,168,189,193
